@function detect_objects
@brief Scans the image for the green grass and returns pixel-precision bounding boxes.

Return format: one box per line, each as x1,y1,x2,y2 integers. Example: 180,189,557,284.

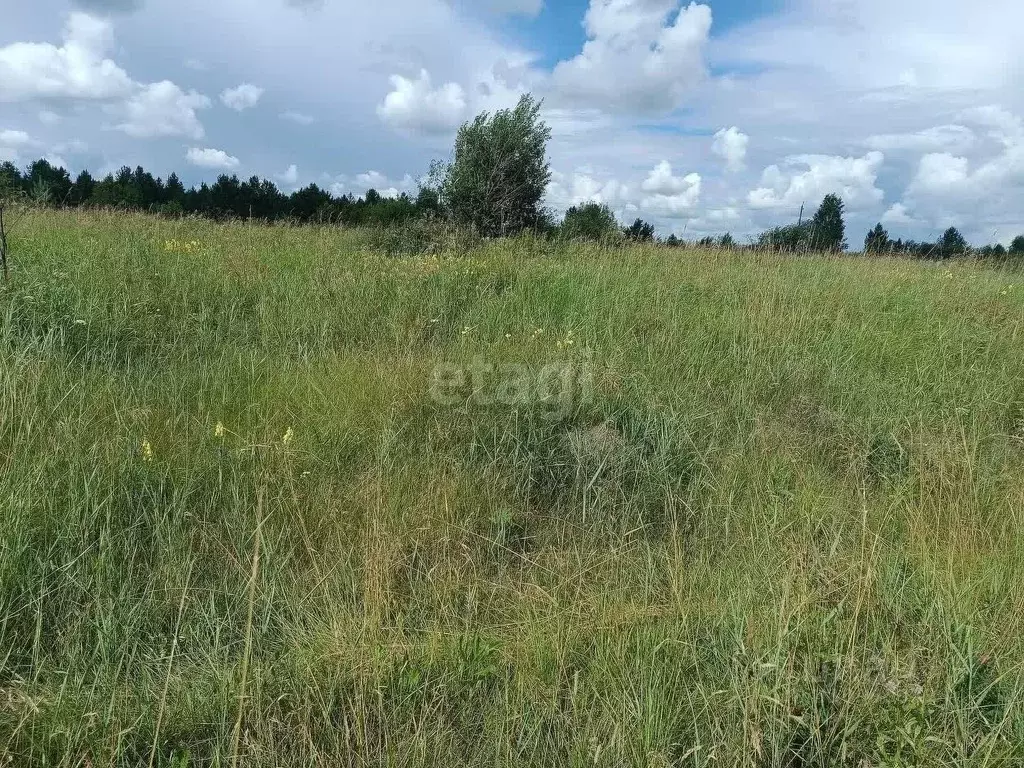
2,208,1024,766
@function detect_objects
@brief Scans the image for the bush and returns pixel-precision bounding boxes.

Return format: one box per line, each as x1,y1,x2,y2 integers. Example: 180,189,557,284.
367,217,480,257
561,202,620,243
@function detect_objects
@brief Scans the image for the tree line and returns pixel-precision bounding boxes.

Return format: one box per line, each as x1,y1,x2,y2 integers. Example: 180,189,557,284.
0,158,436,227
3,92,1023,259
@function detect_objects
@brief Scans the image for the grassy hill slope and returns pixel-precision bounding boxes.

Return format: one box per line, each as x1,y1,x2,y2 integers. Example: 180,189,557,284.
2,209,1024,765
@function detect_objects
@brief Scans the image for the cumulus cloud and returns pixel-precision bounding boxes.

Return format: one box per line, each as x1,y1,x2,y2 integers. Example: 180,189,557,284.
1,13,211,142
547,161,702,221
326,170,417,199
902,146,1024,206
186,147,240,169
0,13,134,102
958,105,1024,146
547,169,632,212
639,160,701,216
748,151,885,211
713,0,1024,93
0,130,34,149
221,83,264,111
0,129,37,162
278,164,299,186
115,81,210,139
711,126,748,172
907,153,970,196
550,0,712,113
882,106,1024,241
881,202,915,226
378,69,467,135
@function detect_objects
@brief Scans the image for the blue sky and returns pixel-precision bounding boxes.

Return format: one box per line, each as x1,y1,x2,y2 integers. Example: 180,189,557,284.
2,0,1024,245
513,0,781,67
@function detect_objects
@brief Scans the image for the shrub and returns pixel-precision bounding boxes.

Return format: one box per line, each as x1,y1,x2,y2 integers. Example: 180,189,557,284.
561,202,620,243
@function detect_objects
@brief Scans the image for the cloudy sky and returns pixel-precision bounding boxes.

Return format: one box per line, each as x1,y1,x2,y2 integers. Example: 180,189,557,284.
2,0,1023,244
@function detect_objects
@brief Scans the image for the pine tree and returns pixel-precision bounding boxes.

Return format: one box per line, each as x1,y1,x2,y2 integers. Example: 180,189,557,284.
864,223,890,254
810,194,846,252
71,170,95,206
938,227,967,258
623,218,655,242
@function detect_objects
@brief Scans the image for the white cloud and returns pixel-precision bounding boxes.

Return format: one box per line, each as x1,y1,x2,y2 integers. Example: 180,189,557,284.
748,151,885,211
711,126,748,172
0,13,134,102
712,0,1024,93
378,69,467,135
639,161,701,217
278,164,299,185
881,106,1024,241
550,0,712,114
1,13,211,142
907,153,970,195
115,81,210,138
326,170,417,199
547,169,632,211
0,130,34,148
221,83,264,111
0,129,38,162
355,170,391,189
957,105,1024,147
280,110,315,125
186,147,240,169
881,202,915,226
547,161,701,222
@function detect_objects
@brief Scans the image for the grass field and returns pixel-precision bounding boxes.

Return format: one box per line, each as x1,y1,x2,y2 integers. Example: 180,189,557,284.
2,208,1024,766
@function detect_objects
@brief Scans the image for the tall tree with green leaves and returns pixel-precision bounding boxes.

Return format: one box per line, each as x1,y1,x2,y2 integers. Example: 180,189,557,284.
810,194,846,252
623,218,655,243
0,162,21,202
1010,235,1024,256
864,223,890,254
562,202,620,242
441,94,552,237
938,227,967,258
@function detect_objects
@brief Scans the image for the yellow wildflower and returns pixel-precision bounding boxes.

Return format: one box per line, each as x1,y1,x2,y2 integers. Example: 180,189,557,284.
215,421,226,438
141,439,154,462
282,427,295,446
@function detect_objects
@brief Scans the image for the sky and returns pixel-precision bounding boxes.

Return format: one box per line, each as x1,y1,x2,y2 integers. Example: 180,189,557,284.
2,0,1024,245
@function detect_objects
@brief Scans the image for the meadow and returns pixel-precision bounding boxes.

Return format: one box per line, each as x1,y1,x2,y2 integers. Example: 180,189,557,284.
2,208,1024,766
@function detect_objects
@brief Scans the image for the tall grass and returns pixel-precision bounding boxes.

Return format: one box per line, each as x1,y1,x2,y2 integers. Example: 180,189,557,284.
1,208,1023,765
